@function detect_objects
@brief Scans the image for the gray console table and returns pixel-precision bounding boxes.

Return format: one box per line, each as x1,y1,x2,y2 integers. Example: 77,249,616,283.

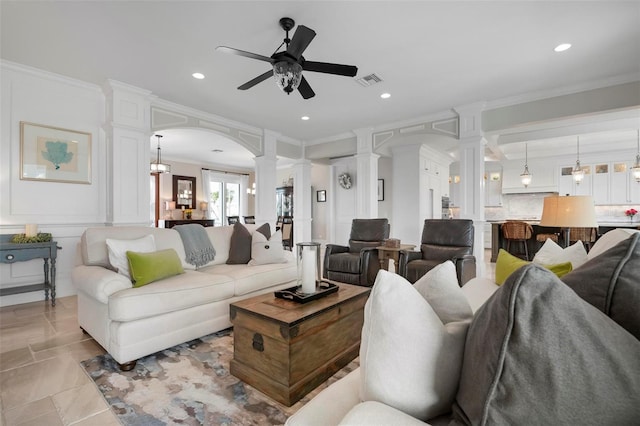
0,235,60,306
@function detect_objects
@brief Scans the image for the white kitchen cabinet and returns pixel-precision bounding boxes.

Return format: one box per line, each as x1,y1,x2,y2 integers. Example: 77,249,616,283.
485,172,502,206
502,164,557,193
558,165,592,197
484,223,492,249
611,161,640,204
592,163,610,204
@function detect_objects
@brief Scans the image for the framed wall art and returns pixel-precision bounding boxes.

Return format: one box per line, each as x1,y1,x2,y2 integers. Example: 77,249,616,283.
316,190,326,202
20,121,92,184
378,179,385,201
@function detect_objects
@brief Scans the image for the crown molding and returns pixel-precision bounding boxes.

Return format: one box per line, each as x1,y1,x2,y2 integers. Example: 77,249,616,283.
1,60,102,93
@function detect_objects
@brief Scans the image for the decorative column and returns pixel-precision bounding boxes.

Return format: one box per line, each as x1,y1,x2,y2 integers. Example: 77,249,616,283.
102,80,154,226
254,129,278,226
354,128,379,218
292,158,312,243
454,102,486,275
391,144,423,246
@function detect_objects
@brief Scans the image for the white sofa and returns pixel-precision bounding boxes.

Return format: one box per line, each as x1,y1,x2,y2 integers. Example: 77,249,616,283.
286,228,640,426
72,224,297,369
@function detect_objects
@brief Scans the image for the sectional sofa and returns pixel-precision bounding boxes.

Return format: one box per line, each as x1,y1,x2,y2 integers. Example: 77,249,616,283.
72,224,297,370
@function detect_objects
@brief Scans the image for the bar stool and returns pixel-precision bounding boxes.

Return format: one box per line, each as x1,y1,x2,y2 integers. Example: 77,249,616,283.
568,227,598,252
502,221,534,260
536,233,559,244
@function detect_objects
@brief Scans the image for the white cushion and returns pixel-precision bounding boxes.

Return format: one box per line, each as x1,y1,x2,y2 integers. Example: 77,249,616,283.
339,401,429,426
587,228,640,260
533,238,588,269
460,277,500,313
106,235,156,279
359,270,472,421
414,260,473,323
249,230,287,265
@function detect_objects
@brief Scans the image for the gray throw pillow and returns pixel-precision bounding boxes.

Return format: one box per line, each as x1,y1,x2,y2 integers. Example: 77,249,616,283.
451,264,640,426
226,222,270,264
561,232,640,340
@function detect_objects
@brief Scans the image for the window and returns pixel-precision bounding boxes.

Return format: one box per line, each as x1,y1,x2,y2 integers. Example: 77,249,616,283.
202,169,247,226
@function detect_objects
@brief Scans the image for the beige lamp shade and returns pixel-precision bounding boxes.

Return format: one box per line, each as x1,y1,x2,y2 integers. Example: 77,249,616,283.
200,201,208,210
539,195,598,228
165,201,176,210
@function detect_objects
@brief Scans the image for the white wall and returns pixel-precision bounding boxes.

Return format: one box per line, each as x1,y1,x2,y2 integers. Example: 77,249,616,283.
377,156,393,221
330,157,358,246
1,63,106,306
311,163,330,243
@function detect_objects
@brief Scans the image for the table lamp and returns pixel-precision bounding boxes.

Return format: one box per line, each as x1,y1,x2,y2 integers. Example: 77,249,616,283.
539,195,598,247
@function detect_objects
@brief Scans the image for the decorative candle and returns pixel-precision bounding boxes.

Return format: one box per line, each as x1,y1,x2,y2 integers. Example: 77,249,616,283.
25,224,38,237
301,248,316,294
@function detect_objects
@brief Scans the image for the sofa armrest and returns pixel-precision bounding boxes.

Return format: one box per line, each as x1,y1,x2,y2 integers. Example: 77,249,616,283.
454,254,476,286
323,244,350,279
285,369,361,426
397,250,422,278
359,247,381,286
71,265,132,304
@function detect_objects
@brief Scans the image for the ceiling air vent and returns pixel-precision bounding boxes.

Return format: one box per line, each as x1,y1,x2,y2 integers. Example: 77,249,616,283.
356,73,383,87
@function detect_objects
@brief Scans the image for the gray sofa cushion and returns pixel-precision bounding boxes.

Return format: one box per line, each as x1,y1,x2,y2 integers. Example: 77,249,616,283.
451,264,640,426
561,232,640,340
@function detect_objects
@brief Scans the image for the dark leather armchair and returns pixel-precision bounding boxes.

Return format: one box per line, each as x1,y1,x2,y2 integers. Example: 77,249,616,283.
398,219,476,286
323,218,390,287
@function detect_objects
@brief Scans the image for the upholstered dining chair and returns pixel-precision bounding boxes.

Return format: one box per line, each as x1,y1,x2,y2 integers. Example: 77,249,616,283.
398,219,476,286
281,217,294,251
243,216,255,224
323,218,390,287
227,216,240,225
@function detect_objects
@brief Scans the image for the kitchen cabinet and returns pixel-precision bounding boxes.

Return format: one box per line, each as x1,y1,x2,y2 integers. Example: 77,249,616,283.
558,165,592,197
502,164,557,193
611,161,640,204
485,172,502,206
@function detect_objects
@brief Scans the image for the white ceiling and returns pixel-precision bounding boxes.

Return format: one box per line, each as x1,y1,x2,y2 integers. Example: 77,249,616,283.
2,1,639,169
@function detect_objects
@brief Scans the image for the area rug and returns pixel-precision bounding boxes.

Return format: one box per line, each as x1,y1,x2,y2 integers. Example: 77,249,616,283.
81,328,359,425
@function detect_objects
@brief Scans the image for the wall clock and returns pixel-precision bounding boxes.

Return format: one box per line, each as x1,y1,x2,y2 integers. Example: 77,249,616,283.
338,173,352,189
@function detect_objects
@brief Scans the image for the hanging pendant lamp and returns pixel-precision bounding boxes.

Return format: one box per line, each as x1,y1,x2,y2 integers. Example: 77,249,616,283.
631,130,640,183
150,134,171,174
520,143,532,187
572,137,584,184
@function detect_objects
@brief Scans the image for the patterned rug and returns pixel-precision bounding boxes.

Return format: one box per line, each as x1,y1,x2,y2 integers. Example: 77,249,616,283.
80,328,359,425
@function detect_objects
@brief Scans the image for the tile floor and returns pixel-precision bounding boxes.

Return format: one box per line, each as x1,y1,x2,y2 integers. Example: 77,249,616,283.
0,250,495,425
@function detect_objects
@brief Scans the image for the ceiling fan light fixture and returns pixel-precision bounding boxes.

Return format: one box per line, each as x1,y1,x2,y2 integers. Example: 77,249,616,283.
273,61,302,94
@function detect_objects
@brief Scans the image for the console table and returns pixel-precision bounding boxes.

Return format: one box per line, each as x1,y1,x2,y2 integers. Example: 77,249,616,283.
161,219,214,229
0,235,60,306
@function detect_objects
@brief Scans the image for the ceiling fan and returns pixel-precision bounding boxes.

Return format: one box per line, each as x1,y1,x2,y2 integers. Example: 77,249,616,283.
216,17,358,99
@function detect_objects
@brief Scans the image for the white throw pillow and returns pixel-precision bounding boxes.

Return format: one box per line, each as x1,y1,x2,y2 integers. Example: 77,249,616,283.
413,260,472,324
249,230,287,265
533,238,588,269
359,270,473,421
106,234,156,280
587,228,640,261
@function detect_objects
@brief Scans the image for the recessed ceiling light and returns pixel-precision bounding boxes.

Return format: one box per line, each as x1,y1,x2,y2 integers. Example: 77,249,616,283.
211,149,223,153
192,72,205,79
301,116,310,121
380,93,391,99
554,43,571,52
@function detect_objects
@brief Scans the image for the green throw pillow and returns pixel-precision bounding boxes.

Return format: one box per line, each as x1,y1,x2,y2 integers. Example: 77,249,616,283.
495,249,572,285
126,249,184,287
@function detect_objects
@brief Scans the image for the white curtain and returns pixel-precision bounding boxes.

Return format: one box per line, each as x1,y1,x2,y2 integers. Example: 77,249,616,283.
201,169,214,220
201,169,249,222
240,174,249,217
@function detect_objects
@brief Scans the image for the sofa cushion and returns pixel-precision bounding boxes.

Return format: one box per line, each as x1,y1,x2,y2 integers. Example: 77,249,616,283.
226,223,271,264
413,260,472,324
108,270,235,322
126,249,184,287
561,232,640,340
495,249,572,285
533,238,588,269
587,228,639,260
451,264,640,426
249,230,287,265
339,401,428,426
360,270,472,421
106,235,156,279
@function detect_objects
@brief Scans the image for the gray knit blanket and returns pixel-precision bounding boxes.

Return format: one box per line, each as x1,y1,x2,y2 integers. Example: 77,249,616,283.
174,224,216,268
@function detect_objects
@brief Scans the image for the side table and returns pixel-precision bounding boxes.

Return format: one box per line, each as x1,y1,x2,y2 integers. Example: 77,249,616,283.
376,244,416,273
0,235,60,306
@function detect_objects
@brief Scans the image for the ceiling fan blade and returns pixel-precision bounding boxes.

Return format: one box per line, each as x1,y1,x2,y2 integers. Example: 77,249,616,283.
298,76,315,99
238,70,273,90
303,61,358,77
216,46,273,63
286,25,316,59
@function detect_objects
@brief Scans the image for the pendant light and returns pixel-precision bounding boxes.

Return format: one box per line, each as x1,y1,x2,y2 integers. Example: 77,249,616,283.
572,137,584,184
150,134,171,174
631,130,640,183
520,143,532,187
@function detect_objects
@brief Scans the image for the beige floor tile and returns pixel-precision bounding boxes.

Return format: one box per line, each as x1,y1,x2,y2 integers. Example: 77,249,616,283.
47,317,81,334
0,318,55,354
43,306,78,323
11,301,55,319
57,296,78,311
0,347,33,372
69,409,121,426
0,354,89,409
53,382,109,425
33,339,105,363
3,397,57,426
15,411,63,426
29,329,89,353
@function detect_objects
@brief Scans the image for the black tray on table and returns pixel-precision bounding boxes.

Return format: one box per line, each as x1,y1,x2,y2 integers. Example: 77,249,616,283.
274,281,339,303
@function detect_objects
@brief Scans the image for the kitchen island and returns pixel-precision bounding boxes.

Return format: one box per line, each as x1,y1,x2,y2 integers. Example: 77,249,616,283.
489,221,639,262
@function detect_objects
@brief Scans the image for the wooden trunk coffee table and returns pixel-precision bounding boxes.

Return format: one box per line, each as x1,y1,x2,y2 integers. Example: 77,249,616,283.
229,283,370,406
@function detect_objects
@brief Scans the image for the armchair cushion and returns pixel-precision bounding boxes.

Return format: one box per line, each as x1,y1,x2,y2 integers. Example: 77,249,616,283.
326,252,361,274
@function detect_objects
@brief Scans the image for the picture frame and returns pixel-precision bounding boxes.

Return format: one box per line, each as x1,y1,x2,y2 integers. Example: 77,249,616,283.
20,121,92,184
378,179,385,201
316,190,326,202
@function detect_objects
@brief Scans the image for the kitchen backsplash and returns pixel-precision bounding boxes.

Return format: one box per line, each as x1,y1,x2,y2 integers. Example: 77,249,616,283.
452,192,638,223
